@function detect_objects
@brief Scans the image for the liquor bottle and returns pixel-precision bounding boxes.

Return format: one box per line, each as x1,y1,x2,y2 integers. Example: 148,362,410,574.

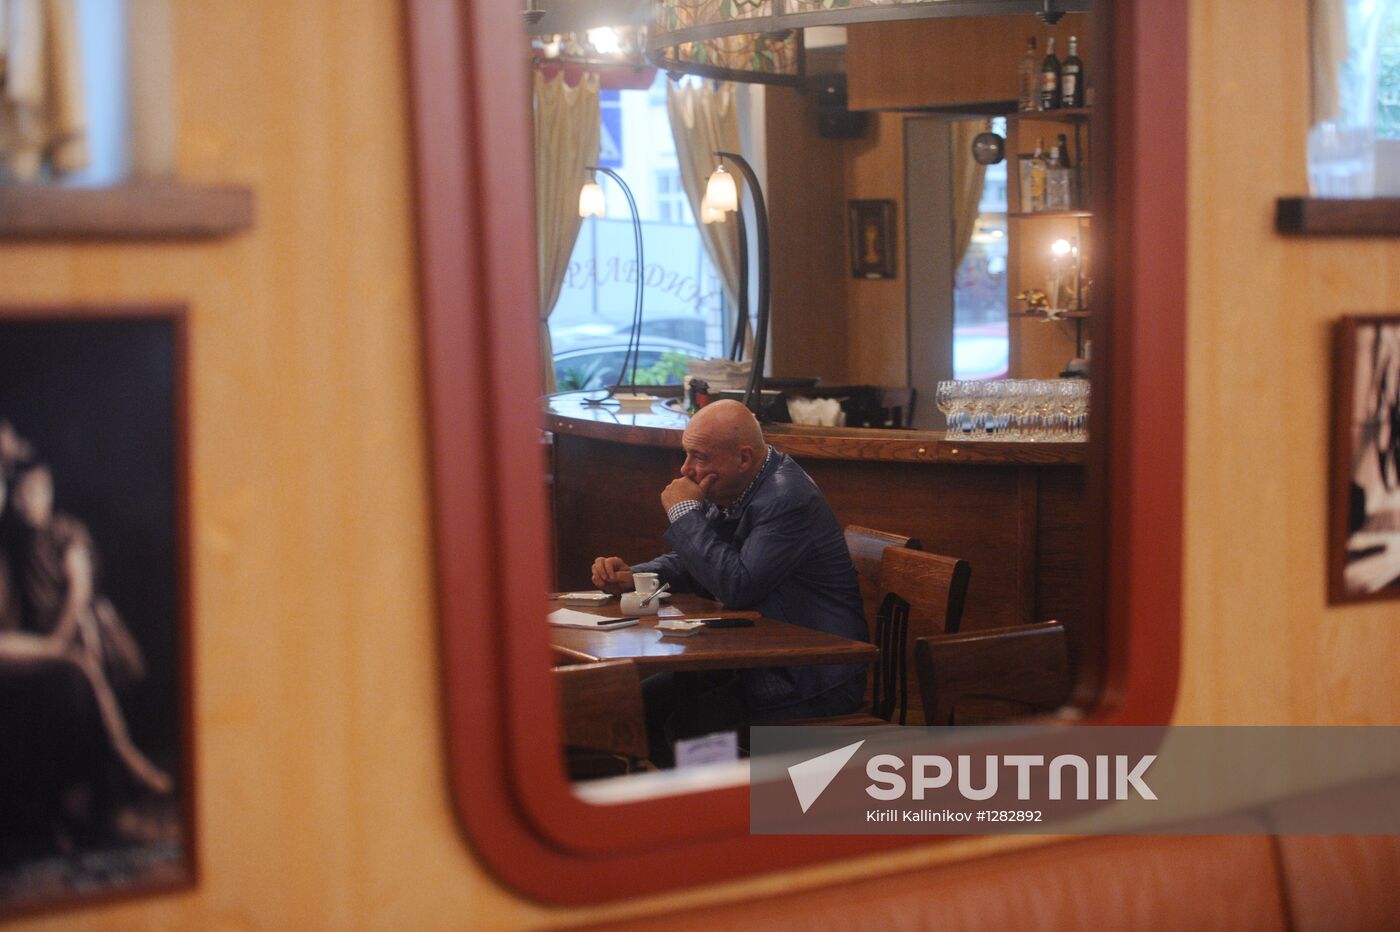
1061,36,1084,108
1045,144,1072,211
1056,133,1074,168
1056,133,1078,207
1039,36,1061,110
1021,137,1048,213
1018,37,1039,112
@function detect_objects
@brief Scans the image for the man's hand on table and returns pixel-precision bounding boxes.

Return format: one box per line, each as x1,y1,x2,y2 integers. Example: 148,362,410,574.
590,556,634,595
661,474,715,512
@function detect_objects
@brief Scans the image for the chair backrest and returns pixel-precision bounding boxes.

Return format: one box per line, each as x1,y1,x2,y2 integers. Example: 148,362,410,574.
873,546,972,725
844,524,922,637
913,620,1071,726
553,660,649,762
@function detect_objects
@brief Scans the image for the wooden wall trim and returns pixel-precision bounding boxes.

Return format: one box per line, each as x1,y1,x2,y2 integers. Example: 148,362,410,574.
0,184,253,240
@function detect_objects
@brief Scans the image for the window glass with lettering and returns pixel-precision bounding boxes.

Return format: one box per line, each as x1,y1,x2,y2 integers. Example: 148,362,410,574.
550,73,727,392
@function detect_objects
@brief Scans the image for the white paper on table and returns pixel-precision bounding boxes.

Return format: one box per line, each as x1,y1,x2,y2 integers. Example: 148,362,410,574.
547,608,638,629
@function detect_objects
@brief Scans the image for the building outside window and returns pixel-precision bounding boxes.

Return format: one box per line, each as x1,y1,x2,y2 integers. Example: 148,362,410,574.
654,169,691,225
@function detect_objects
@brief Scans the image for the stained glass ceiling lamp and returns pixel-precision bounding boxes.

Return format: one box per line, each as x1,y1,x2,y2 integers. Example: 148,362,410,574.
646,0,1089,86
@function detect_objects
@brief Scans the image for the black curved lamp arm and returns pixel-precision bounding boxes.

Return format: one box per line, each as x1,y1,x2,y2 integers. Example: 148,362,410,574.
727,206,749,362
715,151,768,412
585,165,645,391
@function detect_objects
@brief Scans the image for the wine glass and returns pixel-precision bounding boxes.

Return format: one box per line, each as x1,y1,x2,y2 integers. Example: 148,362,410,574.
1030,380,1056,440
1004,380,1032,440
935,381,959,439
1053,380,1078,440
1072,380,1090,440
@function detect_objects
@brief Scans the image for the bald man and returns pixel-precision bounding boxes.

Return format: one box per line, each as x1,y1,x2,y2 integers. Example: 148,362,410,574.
591,400,867,765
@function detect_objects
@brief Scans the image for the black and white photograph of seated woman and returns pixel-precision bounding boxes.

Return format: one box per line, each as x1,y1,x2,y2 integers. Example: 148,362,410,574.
0,313,190,914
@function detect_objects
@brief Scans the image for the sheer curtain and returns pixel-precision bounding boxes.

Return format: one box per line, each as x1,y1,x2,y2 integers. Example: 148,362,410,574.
1311,0,1348,125
951,119,991,270
665,79,748,352
534,70,600,392
1,0,89,181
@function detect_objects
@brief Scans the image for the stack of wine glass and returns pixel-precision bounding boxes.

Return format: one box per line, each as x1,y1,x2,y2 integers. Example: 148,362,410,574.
934,379,1089,441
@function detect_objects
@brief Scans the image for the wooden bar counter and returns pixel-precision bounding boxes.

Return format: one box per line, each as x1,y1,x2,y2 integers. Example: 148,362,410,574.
543,391,1089,674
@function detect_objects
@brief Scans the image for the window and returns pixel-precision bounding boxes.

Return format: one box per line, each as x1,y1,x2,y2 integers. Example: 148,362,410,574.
66,0,130,187
1,0,128,186
549,72,726,391
953,117,1009,381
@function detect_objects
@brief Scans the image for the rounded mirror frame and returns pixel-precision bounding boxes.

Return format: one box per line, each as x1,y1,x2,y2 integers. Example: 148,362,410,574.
406,0,1186,905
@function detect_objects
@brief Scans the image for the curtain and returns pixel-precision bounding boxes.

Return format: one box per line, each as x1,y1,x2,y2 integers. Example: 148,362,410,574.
1311,0,1348,126
950,119,991,271
666,79,749,354
534,70,600,393
0,0,88,182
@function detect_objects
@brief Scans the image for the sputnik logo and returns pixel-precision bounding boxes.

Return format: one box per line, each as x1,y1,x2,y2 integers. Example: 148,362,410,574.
787,740,865,813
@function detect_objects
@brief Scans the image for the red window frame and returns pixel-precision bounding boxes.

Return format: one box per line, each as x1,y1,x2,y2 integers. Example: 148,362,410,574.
405,0,1186,905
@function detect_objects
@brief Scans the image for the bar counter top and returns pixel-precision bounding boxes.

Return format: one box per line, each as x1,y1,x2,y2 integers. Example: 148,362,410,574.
542,390,1086,466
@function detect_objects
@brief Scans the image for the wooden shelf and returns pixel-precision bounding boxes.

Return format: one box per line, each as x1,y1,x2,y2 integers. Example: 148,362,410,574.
1005,107,1092,123
0,182,254,240
1008,210,1092,220
1276,197,1400,236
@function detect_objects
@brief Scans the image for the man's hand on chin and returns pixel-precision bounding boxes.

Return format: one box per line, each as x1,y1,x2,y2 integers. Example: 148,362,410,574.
661,475,715,512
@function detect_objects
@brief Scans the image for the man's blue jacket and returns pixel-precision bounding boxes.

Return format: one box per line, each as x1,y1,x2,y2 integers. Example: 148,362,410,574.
633,449,867,713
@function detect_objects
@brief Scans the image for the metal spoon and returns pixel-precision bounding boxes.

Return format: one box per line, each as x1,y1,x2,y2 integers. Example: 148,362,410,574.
639,582,671,607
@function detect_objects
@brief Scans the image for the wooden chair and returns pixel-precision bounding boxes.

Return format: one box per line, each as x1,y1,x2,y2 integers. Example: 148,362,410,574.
752,527,921,730
874,547,972,725
844,524,922,637
913,621,1071,726
554,660,651,777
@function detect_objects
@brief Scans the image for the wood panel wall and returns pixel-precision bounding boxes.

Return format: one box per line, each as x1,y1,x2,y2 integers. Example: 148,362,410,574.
1181,1,1400,727
846,14,1094,111
11,0,1400,928
765,87,850,381
0,2,533,928
844,112,909,384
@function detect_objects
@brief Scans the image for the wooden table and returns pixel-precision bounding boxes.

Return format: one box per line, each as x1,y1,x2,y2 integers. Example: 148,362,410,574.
548,593,877,674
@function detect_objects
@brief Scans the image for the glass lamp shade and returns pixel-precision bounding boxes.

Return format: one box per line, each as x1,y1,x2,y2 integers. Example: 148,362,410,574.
578,181,606,218
699,194,726,224
705,166,738,213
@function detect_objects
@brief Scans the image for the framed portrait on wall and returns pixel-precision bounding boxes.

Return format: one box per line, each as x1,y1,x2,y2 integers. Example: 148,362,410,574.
848,199,896,280
1330,313,1400,604
0,307,193,917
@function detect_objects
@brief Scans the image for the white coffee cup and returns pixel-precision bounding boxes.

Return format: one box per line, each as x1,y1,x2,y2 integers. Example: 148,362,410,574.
620,591,660,615
633,572,660,596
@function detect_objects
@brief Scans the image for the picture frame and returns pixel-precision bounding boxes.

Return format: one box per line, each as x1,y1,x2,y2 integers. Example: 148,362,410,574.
1329,313,1400,604
0,306,194,918
848,199,896,280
